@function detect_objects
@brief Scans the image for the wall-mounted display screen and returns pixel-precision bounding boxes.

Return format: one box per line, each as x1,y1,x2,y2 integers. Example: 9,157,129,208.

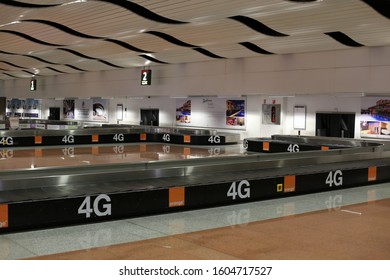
294,105,306,130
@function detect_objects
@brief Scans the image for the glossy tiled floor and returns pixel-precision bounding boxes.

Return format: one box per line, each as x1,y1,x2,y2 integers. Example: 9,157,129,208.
0,143,245,170
1,182,389,260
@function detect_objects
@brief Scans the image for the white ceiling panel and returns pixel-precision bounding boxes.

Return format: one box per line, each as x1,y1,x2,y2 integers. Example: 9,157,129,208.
1,0,390,80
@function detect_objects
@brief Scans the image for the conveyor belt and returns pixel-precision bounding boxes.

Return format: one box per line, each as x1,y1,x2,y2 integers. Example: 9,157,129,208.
0,135,389,232
0,139,387,201
0,125,241,147
1,154,390,204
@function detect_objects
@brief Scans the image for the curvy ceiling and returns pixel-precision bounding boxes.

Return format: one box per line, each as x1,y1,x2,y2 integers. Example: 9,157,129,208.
1,0,390,80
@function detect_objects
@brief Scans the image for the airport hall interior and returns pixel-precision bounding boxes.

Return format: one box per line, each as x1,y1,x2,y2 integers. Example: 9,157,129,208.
0,0,390,260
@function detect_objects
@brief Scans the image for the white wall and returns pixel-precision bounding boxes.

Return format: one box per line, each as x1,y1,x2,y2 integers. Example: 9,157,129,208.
110,96,176,127
284,95,362,138
1,46,390,139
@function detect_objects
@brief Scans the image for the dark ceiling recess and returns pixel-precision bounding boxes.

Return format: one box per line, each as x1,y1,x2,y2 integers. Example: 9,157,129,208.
0,30,65,47
22,19,103,40
103,39,152,53
0,60,25,69
57,48,124,69
95,0,188,24
1,0,390,80
239,42,274,55
139,54,169,64
1,0,59,8
145,31,198,48
22,70,37,76
286,0,317,2
361,0,390,19
64,65,88,72
229,16,289,37
46,67,68,74
3,73,18,78
193,48,225,59
324,32,364,47
1,51,59,66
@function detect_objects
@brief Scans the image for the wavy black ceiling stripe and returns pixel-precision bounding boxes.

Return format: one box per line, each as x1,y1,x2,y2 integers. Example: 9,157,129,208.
193,48,225,59
57,48,96,60
1,0,60,8
104,39,152,53
0,30,65,47
1,73,19,78
17,19,153,53
97,60,124,69
0,50,18,55
22,70,38,76
22,19,104,40
46,67,68,74
64,64,88,72
285,0,317,2
361,0,390,20
0,60,26,69
0,50,60,65
229,15,288,37
57,48,124,69
239,42,274,55
25,55,60,65
139,54,169,64
324,31,364,47
145,31,198,48
94,0,188,24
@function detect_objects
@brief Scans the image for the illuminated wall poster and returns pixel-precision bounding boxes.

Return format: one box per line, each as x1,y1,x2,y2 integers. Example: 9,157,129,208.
93,99,108,121
175,97,246,129
226,99,245,127
176,99,191,124
63,99,75,119
361,98,390,139
6,98,41,119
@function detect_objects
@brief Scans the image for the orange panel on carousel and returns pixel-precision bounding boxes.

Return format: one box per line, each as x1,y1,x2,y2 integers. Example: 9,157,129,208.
0,204,9,228
34,136,42,144
92,134,99,143
169,187,185,208
284,175,296,193
368,166,377,182
183,135,191,143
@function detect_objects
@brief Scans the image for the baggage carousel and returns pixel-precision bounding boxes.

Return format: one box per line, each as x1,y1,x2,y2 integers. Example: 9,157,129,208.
1,127,389,232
